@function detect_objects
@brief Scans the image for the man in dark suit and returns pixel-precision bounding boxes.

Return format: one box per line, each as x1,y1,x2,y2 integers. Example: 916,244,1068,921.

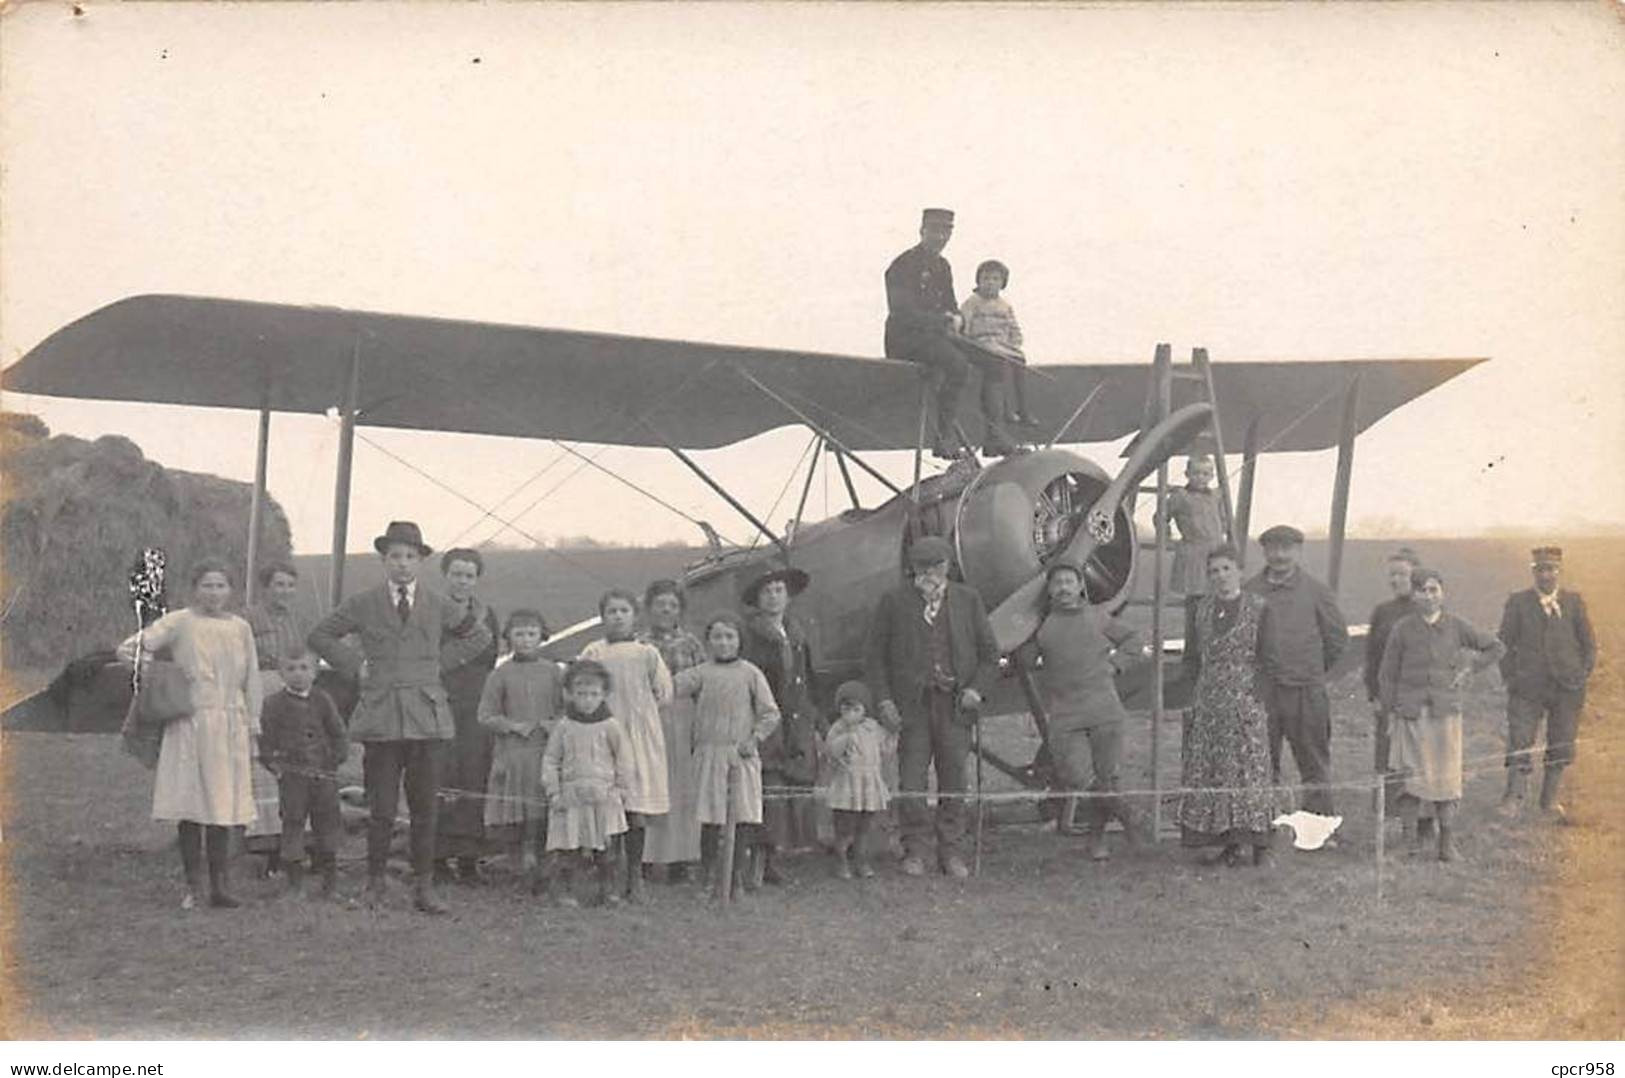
308,521,494,913
884,207,1012,458
864,536,1000,878
1497,546,1596,822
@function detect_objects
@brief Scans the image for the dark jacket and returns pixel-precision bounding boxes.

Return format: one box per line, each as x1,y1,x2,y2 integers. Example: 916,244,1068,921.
259,687,349,773
1378,611,1504,719
1364,595,1417,702
1498,589,1596,695
308,582,493,741
1243,566,1348,687
865,581,1000,722
883,244,957,357
742,611,823,785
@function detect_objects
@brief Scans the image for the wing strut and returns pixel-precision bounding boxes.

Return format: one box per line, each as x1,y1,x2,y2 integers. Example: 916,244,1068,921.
329,340,363,606
729,366,904,498
641,420,788,558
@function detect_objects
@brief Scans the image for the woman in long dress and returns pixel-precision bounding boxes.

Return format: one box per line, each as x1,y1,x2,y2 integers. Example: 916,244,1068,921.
638,580,706,881
435,547,502,884
1176,544,1278,868
119,557,263,908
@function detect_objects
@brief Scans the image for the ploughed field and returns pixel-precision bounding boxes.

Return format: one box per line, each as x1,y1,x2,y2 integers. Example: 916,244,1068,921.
2,537,1620,1038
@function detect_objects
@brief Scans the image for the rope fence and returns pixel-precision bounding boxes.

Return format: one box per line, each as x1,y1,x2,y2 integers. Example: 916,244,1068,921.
254,728,1622,898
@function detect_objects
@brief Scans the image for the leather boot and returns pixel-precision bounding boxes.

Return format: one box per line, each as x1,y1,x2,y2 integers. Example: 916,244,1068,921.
315,853,337,899
1399,798,1423,858
833,838,854,880
1087,821,1111,862
734,839,757,895
1436,802,1459,862
413,876,448,915
204,826,240,909
1497,770,1528,818
596,851,622,906
1539,766,1569,824
760,845,793,886
178,822,206,910
360,867,388,908
623,828,648,903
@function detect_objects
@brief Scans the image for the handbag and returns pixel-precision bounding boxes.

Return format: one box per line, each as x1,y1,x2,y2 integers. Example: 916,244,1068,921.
133,659,193,729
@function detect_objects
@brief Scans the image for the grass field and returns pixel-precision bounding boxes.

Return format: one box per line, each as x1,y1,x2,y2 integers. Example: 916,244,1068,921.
1,536,1620,1038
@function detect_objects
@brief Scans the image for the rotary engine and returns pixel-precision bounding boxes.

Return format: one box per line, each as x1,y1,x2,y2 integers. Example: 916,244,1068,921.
951,448,1137,615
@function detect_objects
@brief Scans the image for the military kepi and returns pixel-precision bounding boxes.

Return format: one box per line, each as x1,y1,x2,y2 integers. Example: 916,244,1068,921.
1258,524,1305,547
921,207,955,227
374,520,433,556
1531,545,1563,566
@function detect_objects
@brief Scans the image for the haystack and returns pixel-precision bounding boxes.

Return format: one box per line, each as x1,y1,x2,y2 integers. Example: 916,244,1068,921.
0,413,292,671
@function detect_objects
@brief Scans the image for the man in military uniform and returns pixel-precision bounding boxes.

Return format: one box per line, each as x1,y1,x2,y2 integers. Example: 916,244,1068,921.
884,207,1013,458
1497,546,1596,822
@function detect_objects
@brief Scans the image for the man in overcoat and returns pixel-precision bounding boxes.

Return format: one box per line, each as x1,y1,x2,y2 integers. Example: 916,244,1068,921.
1497,546,1596,822
308,521,493,913
864,536,1000,878
1244,524,1349,825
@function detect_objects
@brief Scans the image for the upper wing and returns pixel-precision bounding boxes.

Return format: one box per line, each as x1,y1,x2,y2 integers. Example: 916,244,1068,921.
3,294,1485,452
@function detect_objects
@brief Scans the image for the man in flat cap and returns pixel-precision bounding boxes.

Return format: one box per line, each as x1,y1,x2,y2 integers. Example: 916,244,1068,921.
308,521,494,914
1244,524,1349,827
1496,546,1596,822
884,208,1014,459
864,535,1000,878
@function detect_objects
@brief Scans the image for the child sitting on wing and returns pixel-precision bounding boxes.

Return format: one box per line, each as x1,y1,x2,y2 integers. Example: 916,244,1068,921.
960,258,1036,430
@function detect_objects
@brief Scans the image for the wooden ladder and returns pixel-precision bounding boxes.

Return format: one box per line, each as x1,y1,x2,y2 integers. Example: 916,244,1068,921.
1133,344,1236,840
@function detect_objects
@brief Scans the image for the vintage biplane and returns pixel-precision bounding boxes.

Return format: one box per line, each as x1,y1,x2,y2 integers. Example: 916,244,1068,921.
2,293,1484,809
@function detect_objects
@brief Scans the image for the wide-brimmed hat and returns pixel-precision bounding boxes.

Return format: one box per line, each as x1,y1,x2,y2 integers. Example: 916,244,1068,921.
373,520,432,556
741,565,810,608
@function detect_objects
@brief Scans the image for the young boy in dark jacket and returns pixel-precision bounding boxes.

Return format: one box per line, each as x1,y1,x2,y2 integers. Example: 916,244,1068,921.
259,645,349,897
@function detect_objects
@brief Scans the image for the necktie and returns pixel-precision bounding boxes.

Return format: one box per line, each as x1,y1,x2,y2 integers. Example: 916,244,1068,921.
1540,593,1560,619
396,586,411,624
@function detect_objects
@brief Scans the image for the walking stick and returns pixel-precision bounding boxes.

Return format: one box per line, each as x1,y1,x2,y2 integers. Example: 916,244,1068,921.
970,703,984,876
719,758,738,906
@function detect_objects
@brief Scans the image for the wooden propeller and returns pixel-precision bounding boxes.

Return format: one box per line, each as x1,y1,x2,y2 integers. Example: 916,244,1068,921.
987,402,1215,653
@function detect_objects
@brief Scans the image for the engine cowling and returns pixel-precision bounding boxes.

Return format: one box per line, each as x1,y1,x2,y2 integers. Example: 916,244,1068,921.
951,448,1137,615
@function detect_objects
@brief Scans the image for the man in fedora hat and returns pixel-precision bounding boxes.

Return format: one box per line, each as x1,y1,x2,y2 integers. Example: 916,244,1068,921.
884,207,1014,459
864,535,999,878
740,564,822,885
1244,523,1349,826
1497,546,1596,822
308,521,494,913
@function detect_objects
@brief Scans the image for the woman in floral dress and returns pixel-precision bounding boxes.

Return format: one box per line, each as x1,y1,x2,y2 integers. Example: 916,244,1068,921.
1177,544,1278,868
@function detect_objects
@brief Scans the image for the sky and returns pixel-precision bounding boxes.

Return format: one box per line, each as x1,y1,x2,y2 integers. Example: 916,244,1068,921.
3,2,1622,557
